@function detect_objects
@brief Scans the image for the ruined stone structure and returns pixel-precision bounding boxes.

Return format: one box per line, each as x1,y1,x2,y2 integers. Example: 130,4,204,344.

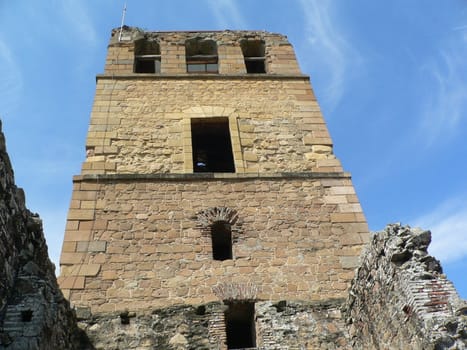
0,26,465,350
0,121,88,349
58,27,369,349
345,224,467,349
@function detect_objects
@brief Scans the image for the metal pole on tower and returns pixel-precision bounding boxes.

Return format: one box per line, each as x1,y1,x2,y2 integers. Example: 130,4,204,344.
118,2,127,42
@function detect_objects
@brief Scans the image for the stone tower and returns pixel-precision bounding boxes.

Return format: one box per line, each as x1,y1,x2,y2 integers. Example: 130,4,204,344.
58,27,370,349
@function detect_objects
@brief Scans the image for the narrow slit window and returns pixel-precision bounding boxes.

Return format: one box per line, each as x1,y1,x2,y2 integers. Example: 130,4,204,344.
225,302,256,349
134,39,161,73
186,38,218,73
241,39,266,74
211,221,232,261
191,117,235,173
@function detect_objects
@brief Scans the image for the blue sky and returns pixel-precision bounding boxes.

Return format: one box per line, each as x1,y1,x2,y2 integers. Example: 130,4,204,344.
0,1,466,298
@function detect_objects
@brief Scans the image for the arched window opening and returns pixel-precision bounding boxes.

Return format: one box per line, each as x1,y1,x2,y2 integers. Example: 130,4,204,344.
191,117,235,173
185,38,218,73
225,302,256,349
134,39,161,73
240,39,266,74
211,221,232,261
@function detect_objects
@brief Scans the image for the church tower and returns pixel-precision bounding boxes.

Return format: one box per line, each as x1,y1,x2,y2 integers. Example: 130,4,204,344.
58,27,369,349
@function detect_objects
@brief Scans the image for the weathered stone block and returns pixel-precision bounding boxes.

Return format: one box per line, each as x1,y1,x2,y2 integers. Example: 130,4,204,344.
60,252,87,265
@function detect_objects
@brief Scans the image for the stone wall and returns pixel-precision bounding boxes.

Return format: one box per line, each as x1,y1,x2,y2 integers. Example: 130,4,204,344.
104,28,301,75
345,224,467,349
77,300,350,350
2,26,466,349
58,28,370,348
81,28,336,177
60,175,368,313
83,77,337,175
0,121,89,349
60,28,370,317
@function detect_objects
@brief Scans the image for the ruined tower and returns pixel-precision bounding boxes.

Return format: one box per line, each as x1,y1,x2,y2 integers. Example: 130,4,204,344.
58,27,370,349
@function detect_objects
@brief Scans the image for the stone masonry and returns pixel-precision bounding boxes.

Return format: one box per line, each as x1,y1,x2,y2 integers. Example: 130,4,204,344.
55,27,467,349
0,26,465,350
345,224,467,349
78,301,350,349
57,27,370,349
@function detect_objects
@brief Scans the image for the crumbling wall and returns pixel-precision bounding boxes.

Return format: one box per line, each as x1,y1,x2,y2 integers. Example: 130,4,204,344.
0,121,89,349
345,224,467,349
77,300,350,349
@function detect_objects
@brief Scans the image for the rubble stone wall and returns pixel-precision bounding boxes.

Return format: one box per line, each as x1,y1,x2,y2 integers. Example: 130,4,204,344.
345,224,467,349
77,300,350,350
82,77,338,175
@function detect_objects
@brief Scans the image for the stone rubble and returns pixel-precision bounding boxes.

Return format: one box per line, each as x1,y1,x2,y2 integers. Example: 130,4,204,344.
345,223,467,349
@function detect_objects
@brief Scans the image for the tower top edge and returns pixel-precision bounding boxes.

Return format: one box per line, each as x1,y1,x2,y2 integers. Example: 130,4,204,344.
111,26,290,45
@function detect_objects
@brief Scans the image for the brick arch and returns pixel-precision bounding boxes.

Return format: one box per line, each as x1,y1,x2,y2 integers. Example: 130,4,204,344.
212,282,259,302
196,207,242,240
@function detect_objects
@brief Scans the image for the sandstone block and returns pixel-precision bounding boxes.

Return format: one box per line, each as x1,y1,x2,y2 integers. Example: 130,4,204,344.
339,256,359,269
76,241,107,252
68,209,94,220
58,276,85,289
60,252,86,265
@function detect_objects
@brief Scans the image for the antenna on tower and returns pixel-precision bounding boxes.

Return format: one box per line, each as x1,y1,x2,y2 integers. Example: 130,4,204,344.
118,2,127,42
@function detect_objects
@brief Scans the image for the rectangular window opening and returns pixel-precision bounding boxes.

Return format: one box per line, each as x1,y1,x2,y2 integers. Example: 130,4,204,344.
186,38,218,73
244,58,265,74
225,302,256,349
21,310,33,322
186,56,218,73
241,39,266,74
134,39,161,73
191,117,235,173
134,55,161,73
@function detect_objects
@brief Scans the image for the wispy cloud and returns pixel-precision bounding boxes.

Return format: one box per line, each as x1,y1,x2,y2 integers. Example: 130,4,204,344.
0,37,23,118
413,195,467,263
57,0,98,47
205,0,247,29
417,29,467,146
298,0,362,110
11,1,98,49
452,24,467,32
